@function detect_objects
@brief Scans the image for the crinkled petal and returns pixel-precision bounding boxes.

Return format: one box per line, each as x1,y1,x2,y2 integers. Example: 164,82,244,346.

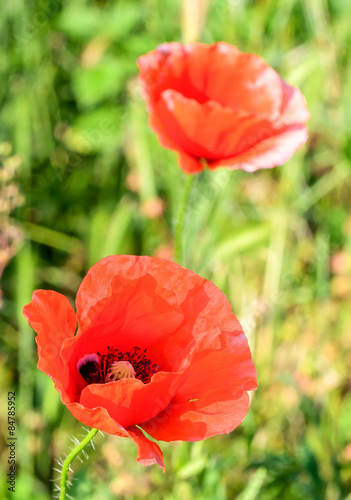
79,371,182,429
76,256,183,330
75,255,203,330
142,331,256,441
62,273,184,396
22,290,76,402
84,264,242,374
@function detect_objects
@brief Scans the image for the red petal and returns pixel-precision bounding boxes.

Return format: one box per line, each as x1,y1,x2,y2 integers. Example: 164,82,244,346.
142,331,256,442
143,393,251,442
22,290,76,402
79,371,182,429
138,42,207,106
63,403,165,469
154,89,270,159
75,255,137,331
66,401,128,436
74,254,205,335
63,272,183,377
278,84,310,126
63,403,165,472
127,426,165,471
176,152,203,174
139,42,283,120
76,255,179,330
209,126,308,172
187,42,283,119
138,42,309,173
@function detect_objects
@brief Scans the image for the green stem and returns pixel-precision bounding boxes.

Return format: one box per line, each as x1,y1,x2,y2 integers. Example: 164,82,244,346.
174,174,194,265
59,427,98,500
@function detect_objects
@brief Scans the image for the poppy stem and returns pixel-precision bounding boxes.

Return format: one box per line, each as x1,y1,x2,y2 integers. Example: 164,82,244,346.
59,427,98,499
175,174,194,265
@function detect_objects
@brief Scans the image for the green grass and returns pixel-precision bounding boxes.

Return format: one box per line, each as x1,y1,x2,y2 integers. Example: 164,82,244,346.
1,0,351,498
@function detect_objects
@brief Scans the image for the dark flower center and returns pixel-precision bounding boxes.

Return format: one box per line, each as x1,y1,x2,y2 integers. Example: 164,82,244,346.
77,346,159,385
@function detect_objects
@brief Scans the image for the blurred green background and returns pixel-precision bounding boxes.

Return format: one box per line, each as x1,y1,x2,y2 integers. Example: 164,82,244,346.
1,0,351,498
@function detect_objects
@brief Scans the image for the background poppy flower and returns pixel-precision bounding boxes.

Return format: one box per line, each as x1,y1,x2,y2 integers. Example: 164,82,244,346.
23,255,256,470
138,42,309,174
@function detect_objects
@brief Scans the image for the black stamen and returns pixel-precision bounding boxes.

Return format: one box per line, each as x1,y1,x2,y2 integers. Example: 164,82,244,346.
77,346,159,385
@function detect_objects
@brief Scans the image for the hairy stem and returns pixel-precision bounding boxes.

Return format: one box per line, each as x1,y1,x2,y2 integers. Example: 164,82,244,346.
59,427,98,500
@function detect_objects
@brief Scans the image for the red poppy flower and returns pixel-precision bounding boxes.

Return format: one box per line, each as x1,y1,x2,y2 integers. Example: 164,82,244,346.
138,42,309,174
23,255,256,470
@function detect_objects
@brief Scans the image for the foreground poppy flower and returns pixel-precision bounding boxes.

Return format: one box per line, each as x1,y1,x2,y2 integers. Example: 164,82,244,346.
23,255,256,470
138,42,309,174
